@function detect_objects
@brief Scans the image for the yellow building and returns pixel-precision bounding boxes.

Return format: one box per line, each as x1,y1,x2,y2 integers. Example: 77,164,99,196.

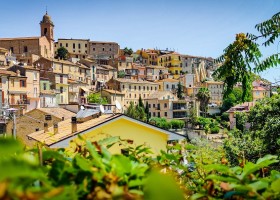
27,114,185,154
136,49,159,65
158,52,182,79
252,86,270,101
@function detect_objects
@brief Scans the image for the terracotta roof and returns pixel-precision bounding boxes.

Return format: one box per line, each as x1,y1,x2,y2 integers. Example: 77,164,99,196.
27,114,185,146
24,66,40,71
253,86,267,91
42,57,78,66
103,89,124,95
115,78,158,85
28,114,118,145
37,108,75,120
0,70,17,76
90,41,118,44
0,36,41,40
146,91,176,99
58,38,90,41
157,78,179,83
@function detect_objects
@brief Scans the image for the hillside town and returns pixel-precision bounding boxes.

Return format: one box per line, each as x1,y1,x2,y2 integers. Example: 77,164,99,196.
1,1,280,198
0,12,272,146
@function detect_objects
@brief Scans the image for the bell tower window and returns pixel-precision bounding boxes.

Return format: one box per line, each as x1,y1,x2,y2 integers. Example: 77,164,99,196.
44,28,48,36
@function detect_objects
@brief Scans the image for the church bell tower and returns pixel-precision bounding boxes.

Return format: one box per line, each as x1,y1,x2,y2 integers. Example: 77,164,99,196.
40,11,54,41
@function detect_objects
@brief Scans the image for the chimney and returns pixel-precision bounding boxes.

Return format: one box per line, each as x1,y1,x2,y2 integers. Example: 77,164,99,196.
44,123,48,133
71,117,77,133
53,123,58,134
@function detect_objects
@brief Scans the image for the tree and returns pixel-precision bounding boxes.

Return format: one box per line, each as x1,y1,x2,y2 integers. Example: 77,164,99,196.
117,70,125,78
196,87,210,117
125,100,146,121
176,81,183,99
214,12,280,102
145,101,150,122
123,47,133,56
220,87,252,113
57,46,68,60
87,93,108,104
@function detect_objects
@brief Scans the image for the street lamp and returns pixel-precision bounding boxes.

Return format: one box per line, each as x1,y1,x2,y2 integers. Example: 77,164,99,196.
7,108,18,139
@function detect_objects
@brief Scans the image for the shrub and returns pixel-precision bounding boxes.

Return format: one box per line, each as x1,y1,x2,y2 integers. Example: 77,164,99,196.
170,119,184,129
210,126,220,134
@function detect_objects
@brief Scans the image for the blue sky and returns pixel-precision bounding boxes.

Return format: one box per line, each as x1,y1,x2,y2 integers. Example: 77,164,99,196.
0,0,280,81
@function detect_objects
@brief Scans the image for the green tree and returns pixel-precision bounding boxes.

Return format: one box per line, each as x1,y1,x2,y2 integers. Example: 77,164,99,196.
125,100,146,121
145,101,150,121
176,81,183,99
57,46,68,60
196,87,210,117
138,96,144,108
117,70,125,78
87,93,108,104
214,12,280,102
123,47,133,56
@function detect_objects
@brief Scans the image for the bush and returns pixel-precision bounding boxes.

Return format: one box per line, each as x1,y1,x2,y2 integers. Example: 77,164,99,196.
221,112,229,121
170,119,184,129
210,126,220,134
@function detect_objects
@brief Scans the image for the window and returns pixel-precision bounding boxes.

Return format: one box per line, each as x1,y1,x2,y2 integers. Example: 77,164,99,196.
134,86,136,90
60,95,63,103
60,75,63,83
11,79,14,87
60,87,63,93
122,85,125,89
166,84,169,89
93,48,95,51
135,94,137,98
10,47,14,53
129,94,131,98
23,46,28,53
66,43,68,47
20,80,26,87
102,47,105,51
153,112,156,117
60,43,62,47
157,112,160,117
78,43,81,49
85,44,87,48
44,28,48,35
165,112,167,117
73,43,75,49
153,104,155,108
85,50,87,54
149,104,151,108
129,85,131,90
164,103,167,108
32,70,39,79
139,86,141,90
109,48,112,51
43,83,47,90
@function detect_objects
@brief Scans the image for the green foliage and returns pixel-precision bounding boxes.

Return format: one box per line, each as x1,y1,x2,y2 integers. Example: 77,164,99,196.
125,101,146,121
117,70,125,78
192,155,280,200
177,81,183,99
235,111,248,131
220,87,252,113
87,93,108,104
196,87,210,117
57,46,68,60
123,47,133,56
214,12,280,102
210,126,220,134
145,101,150,122
170,119,185,129
149,117,171,130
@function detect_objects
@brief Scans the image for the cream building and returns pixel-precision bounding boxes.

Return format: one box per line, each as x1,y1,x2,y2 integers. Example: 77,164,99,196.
106,78,159,109
55,38,89,59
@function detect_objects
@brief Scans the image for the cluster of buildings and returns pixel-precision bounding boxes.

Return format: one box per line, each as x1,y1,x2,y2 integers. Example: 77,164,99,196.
0,12,271,148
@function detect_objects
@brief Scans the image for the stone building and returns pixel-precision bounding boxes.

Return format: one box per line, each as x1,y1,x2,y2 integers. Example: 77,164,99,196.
0,12,55,64
89,41,119,59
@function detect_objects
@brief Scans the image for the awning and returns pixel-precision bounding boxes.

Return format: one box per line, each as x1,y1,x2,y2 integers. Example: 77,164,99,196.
80,87,89,92
8,91,27,94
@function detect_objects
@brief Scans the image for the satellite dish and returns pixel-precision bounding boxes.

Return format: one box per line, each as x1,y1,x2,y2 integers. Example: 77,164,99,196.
99,105,105,113
80,105,85,110
115,100,122,110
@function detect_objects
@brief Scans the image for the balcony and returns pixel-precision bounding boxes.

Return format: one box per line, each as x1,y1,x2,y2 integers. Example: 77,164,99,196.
10,99,30,105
